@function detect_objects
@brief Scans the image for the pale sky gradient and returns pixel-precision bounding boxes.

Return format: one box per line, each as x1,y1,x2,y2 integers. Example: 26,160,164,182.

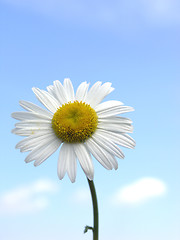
0,0,180,240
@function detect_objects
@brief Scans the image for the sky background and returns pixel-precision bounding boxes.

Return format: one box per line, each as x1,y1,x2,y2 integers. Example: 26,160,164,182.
0,0,180,239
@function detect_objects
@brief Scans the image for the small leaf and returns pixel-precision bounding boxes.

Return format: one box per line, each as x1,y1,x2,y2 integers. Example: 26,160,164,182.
84,225,94,234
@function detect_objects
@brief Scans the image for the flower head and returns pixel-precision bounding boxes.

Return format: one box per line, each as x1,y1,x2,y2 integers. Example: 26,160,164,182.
12,79,135,182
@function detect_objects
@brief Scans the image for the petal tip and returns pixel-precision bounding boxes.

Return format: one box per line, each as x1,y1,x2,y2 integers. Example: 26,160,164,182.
114,165,118,170
70,178,76,183
11,113,15,118
19,100,24,106
64,77,71,81
57,174,64,181
11,128,16,134
33,162,38,167
15,143,20,149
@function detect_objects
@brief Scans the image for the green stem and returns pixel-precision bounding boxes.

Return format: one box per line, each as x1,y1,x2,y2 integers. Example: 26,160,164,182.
87,178,99,240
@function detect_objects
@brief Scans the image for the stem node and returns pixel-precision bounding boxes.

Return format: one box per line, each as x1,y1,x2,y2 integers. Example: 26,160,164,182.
84,225,94,234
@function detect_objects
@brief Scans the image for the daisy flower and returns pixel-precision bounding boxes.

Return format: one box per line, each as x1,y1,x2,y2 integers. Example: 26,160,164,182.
12,79,135,182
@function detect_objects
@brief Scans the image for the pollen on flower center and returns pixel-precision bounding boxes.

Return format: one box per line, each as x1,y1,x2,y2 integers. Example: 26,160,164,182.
52,101,98,143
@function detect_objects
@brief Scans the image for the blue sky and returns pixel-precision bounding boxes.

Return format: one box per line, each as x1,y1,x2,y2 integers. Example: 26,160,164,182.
0,0,180,239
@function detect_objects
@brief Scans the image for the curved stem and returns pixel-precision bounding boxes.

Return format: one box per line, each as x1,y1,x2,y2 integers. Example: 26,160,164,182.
87,178,99,240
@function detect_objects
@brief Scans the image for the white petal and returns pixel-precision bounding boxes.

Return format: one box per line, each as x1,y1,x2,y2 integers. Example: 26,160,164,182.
12,128,53,136
98,106,134,118
98,116,132,124
95,100,123,112
34,139,61,166
47,84,65,106
105,151,118,170
97,122,133,133
63,78,75,102
92,132,124,159
46,85,54,94
95,101,134,118
66,144,77,183
46,85,58,99
85,81,102,106
25,138,61,165
121,133,136,147
16,133,57,152
96,129,135,149
75,82,89,102
73,143,94,180
86,138,113,170
15,120,52,130
15,119,51,124
86,82,114,108
11,112,52,121
19,100,53,118
32,88,59,113
53,80,68,105
57,143,68,180
57,143,77,182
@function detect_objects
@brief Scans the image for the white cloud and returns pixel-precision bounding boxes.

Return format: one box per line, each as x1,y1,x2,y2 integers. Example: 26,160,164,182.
112,177,167,205
140,0,180,24
72,187,90,204
0,179,58,215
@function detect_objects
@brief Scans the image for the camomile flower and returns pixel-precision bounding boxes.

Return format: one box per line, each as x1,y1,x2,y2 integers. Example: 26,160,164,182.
12,79,135,182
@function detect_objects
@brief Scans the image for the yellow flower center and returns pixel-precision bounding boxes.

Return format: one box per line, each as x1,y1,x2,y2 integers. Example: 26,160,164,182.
52,101,98,143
